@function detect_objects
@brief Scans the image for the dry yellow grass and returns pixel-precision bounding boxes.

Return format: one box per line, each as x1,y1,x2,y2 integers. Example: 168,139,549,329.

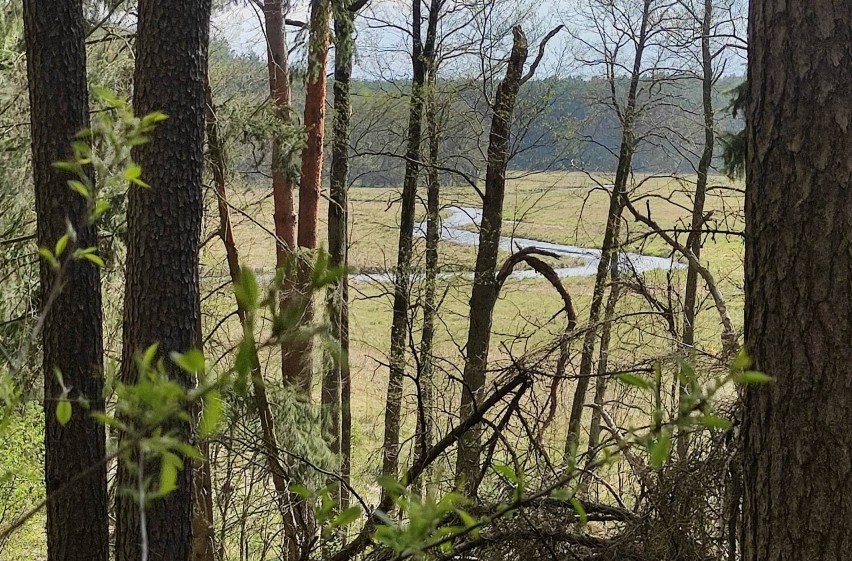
199,171,745,484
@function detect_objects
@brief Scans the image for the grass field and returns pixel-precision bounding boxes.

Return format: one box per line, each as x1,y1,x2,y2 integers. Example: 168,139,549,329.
0,172,745,560
201,170,745,483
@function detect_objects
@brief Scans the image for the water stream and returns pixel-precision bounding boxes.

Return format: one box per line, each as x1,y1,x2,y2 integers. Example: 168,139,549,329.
350,206,683,284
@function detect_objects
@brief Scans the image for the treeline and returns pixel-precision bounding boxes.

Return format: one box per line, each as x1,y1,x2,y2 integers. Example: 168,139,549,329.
211,42,744,186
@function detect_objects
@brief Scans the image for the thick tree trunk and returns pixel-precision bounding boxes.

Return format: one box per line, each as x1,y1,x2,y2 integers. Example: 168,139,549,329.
564,2,651,459
413,68,441,484
324,0,356,509
455,28,529,493
22,2,108,560
382,0,439,489
115,1,211,559
742,2,852,559
678,0,714,461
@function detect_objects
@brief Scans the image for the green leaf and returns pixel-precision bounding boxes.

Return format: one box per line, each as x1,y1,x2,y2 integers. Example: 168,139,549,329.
91,199,111,220
333,506,362,528
493,464,518,482
290,484,314,500
199,390,223,438
171,349,205,374
141,111,169,127
56,400,72,426
649,429,672,469
81,252,105,268
38,247,59,270
731,347,752,372
68,180,91,199
457,509,477,528
123,165,150,188
570,498,588,528
139,343,160,371
736,370,773,385
91,85,124,107
174,442,204,462
124,165,142,181
617,373,653,391
699,415,733,430
52,161,79,173
234,267,259,311
376,475,405,497
159,453,180,495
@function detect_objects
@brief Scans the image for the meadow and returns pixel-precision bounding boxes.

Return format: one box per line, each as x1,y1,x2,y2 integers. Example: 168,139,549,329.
201,170,745,486
1,171,745,559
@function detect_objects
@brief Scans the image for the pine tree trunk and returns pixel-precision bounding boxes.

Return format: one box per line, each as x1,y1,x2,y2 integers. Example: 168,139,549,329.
455,28,529,494
742,1,852,559
284,0,331,393
265,0,297,259
22,1,108,560
298,0,330,252
115,1,211,559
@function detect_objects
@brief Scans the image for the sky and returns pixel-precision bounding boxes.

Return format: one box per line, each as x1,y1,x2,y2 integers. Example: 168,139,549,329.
210,1,746,81
211,0,574,80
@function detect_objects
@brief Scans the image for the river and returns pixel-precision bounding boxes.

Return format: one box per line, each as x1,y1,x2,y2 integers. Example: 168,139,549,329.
350,206,683,284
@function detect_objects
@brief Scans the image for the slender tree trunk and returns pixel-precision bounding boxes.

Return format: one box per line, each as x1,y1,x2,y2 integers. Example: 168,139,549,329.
742,2,852,560
265,0,297,258
190,78,228,561
564,2,651,460
455,28,529,493
190,87,232,561
282,0,331,393
262,0,305,394
678,0,714,461
22,2,108,560
413,68,441,485
298,0,330,252
115,1,211,559
382,0,439,489
585,261,621,468
324,0,356,510
206,84,304,561
191,439,217,561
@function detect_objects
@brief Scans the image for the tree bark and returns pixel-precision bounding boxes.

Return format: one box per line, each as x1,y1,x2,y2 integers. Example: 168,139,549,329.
742,1,852,560
283,0,331,393
22,1,108,560
413,66,441,486
678,0,714,461
265,0,297,259
585,261,621,470
115,1,211,559
382,0,440,490
455,27,529,494
564,0,652,459
298,0,330,251
324,0,356,510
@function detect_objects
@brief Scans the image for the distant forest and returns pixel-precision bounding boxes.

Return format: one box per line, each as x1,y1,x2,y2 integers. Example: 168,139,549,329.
211,42,745,186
